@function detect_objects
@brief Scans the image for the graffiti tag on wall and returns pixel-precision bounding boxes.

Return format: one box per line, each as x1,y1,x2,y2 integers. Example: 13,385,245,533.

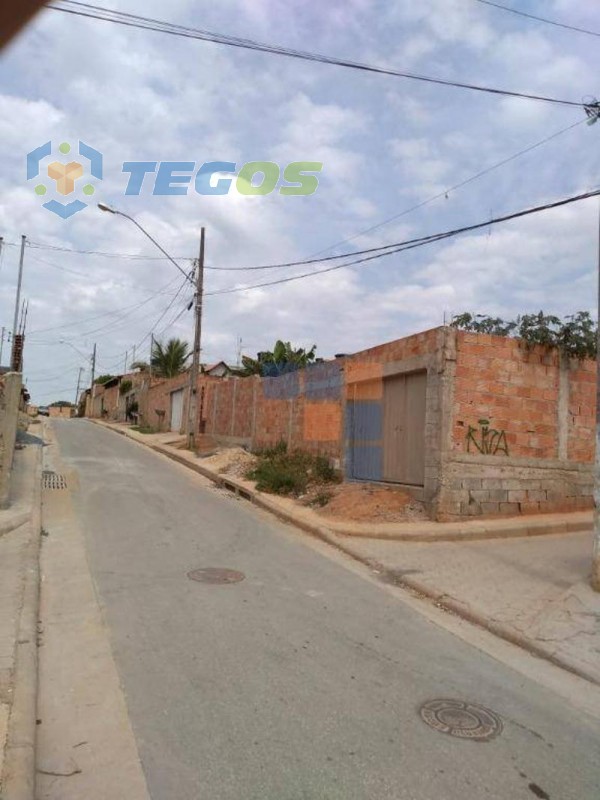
466,418,509,456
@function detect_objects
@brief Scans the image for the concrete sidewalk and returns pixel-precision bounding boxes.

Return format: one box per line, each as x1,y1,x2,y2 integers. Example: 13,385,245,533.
0,430,42,800
93,420,600,685
345,532,600,685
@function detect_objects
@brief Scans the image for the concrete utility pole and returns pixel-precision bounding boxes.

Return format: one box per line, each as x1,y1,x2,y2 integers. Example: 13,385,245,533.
11,235,26,371
0,327,5,365
186,227,205,451
89,343,97,416
149,334,154,378
75,366,84,407
593,201,600,591
124,350,128,374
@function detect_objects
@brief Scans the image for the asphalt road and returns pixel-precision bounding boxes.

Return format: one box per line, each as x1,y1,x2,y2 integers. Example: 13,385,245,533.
52,419,600,800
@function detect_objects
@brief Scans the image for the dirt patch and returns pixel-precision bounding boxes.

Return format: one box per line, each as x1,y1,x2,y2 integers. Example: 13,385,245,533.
201,447,256,478
310,482,427,523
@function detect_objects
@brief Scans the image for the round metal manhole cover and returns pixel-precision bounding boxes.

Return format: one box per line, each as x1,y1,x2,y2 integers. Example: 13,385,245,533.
419,699,502,742
187,568,245,585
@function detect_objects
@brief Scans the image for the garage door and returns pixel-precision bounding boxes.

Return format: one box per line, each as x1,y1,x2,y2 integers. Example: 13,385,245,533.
170,389,184,433
382,371,427,485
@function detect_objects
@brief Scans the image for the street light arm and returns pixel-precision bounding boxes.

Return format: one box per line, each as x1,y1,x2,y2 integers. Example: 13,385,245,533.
98,204,194,285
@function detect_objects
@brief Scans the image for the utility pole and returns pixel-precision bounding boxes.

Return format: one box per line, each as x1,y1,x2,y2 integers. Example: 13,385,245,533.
0,327,5,365
75,366,84,407
593,200,600,591
11,235,26,371
236,336,243,368
149,334,154,377
89,343,97,417
186,227,205,451
124,350,128,374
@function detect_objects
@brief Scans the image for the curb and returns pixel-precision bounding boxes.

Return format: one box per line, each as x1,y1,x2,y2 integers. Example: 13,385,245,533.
90,420,591,543
91,420,599,686
1,446,42,800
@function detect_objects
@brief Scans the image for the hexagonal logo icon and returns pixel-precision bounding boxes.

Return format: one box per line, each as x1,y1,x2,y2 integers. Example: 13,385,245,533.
26,140,103,218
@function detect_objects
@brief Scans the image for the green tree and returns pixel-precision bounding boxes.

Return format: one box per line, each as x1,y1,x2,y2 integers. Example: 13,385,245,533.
451,311,597,360
151,338,191,378
241,340,317,376
94,374,115,385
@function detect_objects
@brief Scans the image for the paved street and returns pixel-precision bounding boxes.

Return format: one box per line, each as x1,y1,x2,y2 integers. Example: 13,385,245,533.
44,419,600,800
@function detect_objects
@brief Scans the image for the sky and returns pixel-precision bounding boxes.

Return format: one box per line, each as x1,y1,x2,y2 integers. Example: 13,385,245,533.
0,0,599,404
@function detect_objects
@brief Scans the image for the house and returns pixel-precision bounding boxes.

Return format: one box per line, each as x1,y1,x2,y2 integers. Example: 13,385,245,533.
202,361,235,377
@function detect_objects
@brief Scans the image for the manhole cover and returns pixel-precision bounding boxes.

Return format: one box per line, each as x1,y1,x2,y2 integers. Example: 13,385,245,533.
187,568,245,584
42,471,67,490
419,699,502,741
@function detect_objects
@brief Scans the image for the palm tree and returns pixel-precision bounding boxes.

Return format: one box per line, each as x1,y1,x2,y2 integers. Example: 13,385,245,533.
151,338,191,378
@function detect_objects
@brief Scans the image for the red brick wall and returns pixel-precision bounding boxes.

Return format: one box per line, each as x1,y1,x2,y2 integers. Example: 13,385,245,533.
348,328,440,366
143,373,189,431
567,358,596,462
452,331,595,462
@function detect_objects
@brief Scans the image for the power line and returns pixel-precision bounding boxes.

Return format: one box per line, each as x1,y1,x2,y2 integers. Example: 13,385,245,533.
27,240,193,261
296,117,587,264
28,275,182,335
204,187,600,296
48,0,586,109
473,0,600,38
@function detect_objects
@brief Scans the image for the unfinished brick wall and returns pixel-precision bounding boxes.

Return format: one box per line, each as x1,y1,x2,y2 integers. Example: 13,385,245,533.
197,362,344,459
142,373,190,431
90,326,596,522
567,358,596,462
438,330,595,520
452,333,561,459
343,328,449,503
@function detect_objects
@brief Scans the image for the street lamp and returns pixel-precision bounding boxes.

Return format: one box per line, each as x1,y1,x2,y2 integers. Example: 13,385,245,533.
98,203,205,450
97,203,193,284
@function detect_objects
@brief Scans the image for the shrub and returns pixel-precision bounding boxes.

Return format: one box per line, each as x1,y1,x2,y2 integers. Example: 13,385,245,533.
246,442,339,496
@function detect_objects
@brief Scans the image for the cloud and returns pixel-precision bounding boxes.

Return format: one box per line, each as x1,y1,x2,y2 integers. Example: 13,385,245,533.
0,0,598,402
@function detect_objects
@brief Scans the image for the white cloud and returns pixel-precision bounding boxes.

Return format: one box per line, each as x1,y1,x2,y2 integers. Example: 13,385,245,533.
0,0,598,401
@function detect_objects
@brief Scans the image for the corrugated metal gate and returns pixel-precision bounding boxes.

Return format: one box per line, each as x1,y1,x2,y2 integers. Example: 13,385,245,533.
346,370,426,485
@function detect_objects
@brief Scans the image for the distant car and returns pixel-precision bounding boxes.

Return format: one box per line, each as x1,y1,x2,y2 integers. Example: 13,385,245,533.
38,406,49,416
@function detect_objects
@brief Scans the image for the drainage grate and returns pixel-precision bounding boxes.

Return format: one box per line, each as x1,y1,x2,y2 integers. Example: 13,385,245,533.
419,699,502,742
187,568,245,584
42,471,67,490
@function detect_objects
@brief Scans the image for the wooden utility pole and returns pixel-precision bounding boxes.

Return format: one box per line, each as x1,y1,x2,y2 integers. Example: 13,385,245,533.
593,200,600,591
186,227,205,451
11,235,25,371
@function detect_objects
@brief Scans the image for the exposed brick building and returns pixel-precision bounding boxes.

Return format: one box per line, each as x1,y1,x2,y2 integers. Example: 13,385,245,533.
88,326,595,521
